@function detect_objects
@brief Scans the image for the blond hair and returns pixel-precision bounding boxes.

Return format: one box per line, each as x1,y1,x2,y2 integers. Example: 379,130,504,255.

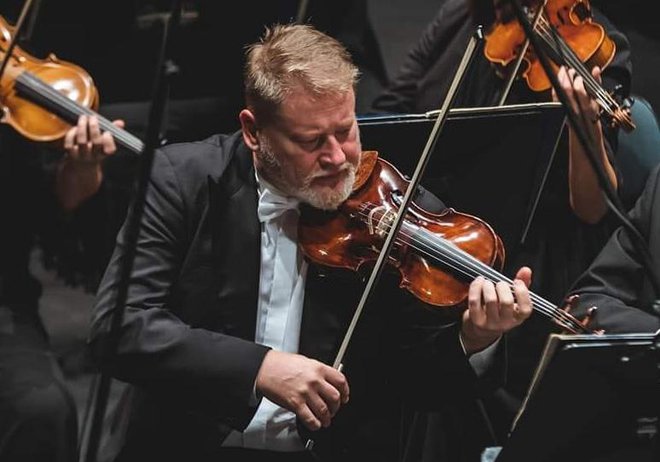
244,23,360,120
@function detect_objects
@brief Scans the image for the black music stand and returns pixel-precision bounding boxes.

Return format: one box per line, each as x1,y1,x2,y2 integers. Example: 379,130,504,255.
358,102,565,258
495,332,659,462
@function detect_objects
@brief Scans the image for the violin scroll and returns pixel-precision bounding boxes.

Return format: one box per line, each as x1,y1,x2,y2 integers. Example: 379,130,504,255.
559,294,604,334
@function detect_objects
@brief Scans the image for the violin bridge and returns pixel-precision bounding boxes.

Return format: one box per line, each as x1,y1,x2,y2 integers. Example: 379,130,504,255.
371,205,394,238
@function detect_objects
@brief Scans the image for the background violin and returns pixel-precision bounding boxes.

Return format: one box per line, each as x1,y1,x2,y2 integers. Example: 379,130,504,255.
299,151,592,334
484,0,635,131
0,15,143,153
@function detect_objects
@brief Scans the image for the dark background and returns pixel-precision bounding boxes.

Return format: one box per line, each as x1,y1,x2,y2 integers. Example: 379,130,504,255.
0,2,657,457
2,0,657,135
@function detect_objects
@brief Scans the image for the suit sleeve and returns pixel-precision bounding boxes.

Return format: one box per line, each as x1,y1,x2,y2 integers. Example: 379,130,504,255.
88,148,269,431
568,166,660,333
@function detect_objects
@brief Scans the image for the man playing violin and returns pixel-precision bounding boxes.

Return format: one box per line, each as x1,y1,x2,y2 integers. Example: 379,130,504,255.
80,23,535,462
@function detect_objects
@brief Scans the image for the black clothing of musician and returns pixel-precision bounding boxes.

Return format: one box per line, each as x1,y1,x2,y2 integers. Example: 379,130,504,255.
0,128,78,462
563,165,660,462
90,131,481,462
569,163,660,331
495,165,660,462
88,24,534,462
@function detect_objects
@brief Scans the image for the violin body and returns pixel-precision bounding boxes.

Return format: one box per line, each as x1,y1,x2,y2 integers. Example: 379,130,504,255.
299,153,505,308
484,0,614,92
483,0,634,130
0,15,143,153
0,16,98,143
541,0,615,87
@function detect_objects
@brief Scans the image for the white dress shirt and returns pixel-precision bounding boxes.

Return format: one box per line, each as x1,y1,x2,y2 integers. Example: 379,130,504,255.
222,172,307,451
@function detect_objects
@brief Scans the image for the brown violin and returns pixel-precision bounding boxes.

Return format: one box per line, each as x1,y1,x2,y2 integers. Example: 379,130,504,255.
0,15,143,153
299,151,592,334
484,0,635,131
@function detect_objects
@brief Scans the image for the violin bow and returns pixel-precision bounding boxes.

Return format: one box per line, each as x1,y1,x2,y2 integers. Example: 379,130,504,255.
304,24,487,456
0,0,35,81
329,27,485,371
19,0,42,43
295,0,310,24
498,0,547,106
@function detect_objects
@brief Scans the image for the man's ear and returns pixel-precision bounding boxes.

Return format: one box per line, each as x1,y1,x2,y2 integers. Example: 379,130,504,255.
239,109,259,150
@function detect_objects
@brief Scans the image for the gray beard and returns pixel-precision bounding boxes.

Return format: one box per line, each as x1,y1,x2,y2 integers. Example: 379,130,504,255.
255,135,357,210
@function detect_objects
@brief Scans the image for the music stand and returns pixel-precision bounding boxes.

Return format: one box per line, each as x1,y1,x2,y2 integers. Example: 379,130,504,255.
358,102,565,258
495,332,659,462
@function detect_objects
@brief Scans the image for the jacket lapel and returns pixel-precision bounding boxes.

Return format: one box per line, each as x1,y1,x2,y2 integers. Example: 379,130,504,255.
204,143,365,357
207,146,261,342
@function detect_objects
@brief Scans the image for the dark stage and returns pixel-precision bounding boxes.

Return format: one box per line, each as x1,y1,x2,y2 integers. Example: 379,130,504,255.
0,1,658,461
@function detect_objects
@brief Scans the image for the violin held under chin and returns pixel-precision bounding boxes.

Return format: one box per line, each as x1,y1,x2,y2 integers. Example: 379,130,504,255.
299,150,597,335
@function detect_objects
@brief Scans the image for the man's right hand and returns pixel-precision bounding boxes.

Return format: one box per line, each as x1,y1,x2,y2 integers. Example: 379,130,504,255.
255,350,349,431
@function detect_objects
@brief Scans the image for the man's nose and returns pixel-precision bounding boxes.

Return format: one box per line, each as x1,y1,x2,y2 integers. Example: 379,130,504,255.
319,136,346,168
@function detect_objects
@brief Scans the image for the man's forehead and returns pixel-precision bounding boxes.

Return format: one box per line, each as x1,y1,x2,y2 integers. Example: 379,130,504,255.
273,99,356,133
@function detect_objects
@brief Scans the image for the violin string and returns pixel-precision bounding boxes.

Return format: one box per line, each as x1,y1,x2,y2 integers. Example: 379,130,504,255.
417,226,583,331
26,71,144,152
358,203,586,332
385,215,582,332
535,17,618,113
25,72,144,152
535,16,616,108
353,205,585,332
410,225,584,332
537,32,613,113
17,72,144,153
409,225,583,331
536,35,614,115
21,72,138,149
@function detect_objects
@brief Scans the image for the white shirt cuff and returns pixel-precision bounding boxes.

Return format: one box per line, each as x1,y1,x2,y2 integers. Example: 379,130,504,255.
459,333,501,377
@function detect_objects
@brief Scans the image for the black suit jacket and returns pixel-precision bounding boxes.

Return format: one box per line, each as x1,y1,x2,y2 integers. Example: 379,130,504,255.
491,166,660,462
90,132,502,461
569,164,660,331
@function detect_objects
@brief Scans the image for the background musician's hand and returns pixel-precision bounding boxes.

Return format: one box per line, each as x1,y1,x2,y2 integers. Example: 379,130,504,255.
56,115,124,211
554,65,602,135
63,114,123,163
460,267,533,354
255,350,349,431
553,65,616,224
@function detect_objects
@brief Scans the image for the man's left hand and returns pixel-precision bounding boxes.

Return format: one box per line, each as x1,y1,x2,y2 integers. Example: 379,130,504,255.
460,266,533,354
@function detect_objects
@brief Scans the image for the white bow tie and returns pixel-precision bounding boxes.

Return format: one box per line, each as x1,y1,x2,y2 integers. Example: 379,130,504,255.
257,186,300,223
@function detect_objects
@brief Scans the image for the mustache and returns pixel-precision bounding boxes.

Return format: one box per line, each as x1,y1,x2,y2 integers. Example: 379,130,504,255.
301,162,355,192
309,161,355,180
310,161,356,179
302,163,355,190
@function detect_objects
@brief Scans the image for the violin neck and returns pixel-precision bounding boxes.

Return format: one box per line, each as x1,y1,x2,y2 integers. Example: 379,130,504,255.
412,226,589,334
15,71,144,154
